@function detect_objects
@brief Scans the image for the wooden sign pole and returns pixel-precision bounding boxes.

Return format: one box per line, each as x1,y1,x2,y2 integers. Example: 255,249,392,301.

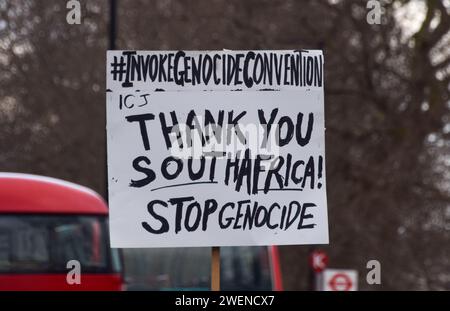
211,246,220,291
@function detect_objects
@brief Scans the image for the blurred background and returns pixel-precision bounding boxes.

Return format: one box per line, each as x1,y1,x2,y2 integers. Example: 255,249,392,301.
0,0,448,290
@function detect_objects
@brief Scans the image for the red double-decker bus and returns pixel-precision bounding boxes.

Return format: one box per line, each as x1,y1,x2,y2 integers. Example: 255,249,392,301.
0,173,123,291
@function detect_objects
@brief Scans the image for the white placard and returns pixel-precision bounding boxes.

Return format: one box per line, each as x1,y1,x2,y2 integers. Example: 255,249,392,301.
106,50,328,248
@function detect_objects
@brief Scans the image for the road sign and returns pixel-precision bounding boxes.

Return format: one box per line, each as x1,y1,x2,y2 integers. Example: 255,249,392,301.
310,250,328,272
322,269,358,291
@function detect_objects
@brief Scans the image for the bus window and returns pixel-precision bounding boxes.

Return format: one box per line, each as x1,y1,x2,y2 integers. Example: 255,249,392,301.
123,248,210,290
0,215,111,273
122,246,275,291
221,247,272,291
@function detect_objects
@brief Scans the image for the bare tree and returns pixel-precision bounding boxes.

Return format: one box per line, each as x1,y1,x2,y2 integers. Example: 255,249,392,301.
0,0,448,290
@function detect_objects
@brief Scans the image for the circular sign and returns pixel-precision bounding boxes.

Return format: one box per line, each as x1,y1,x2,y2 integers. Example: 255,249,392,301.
309,250,328,273
328,273,353,291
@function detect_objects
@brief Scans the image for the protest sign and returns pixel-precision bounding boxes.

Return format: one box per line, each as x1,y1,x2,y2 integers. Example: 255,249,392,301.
106,50,328,248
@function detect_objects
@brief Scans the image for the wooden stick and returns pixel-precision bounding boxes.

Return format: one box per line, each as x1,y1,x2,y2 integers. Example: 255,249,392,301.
211,246,220,291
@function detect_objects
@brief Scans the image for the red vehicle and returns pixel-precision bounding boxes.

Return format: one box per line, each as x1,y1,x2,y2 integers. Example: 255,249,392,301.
0,173,123,290
122,245,283,291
